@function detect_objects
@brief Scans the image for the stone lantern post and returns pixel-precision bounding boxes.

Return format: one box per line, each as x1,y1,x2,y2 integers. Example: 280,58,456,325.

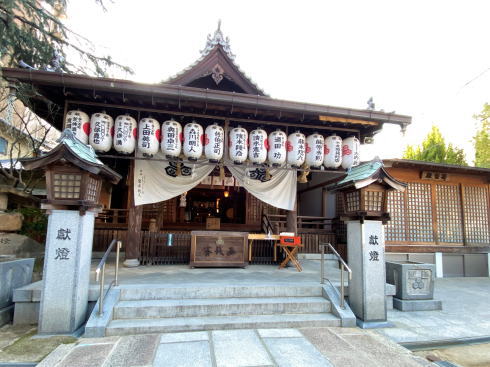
21,130,121,334
328,158,406,328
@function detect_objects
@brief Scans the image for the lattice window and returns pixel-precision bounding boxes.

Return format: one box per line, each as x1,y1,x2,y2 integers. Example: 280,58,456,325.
345,191,360,212
53,173,81,199
86,176,100,202
335,192,344,216
246,194,281,225
246,193,262,225
365,190,383,212
463,185,490,244
435,184,463,243
161,198,177,222
386,190,407,242
406,183,434,242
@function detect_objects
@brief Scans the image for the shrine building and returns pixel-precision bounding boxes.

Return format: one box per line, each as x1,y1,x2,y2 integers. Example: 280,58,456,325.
2,25,489,276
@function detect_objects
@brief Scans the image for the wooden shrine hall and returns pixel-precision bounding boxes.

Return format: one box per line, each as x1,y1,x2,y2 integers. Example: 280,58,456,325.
1,24,412,267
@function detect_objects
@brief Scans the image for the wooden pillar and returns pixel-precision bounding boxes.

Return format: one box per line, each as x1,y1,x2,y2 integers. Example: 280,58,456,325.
286,200,298,234
321,188,327,217
124,160,143,267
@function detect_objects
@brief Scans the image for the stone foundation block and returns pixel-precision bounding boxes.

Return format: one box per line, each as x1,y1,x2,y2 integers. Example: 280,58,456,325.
393,297,442,311
13,302,39,325
0,304,14,326
0,212,23,232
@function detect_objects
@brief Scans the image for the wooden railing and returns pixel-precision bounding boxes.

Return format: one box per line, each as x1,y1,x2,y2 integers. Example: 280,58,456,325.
263,213,332,233
140,231,191,265
93,228,339,262
95,208,170,229
95,209,129,228
93,229,128,252
260,212,338,254
298,216,332,232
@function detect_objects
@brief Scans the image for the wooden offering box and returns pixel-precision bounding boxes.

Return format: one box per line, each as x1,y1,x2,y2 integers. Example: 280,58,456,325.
190,231,248,268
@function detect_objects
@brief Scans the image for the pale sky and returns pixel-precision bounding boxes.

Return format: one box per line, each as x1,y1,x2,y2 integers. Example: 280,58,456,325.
66,0,490,164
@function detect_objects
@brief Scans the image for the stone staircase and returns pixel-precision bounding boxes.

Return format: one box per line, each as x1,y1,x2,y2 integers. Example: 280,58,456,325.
86,284,343,337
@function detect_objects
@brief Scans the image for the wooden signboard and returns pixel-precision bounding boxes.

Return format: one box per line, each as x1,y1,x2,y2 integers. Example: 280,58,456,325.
206,217,221,230
190,231,248,268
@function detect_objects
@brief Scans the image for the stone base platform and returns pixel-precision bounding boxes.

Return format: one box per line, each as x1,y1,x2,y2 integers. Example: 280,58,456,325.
356,319,394,329
393,297,442,312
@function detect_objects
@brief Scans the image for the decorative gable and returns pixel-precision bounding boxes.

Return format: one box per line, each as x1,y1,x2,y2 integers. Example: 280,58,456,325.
165,22,266,96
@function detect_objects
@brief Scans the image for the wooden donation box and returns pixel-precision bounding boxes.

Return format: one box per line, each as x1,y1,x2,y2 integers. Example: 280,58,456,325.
190,231,248,268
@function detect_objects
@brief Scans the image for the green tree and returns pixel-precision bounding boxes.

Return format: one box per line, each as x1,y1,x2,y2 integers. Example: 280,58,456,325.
403,125,468,165
473,103,490,168
0,0,132,76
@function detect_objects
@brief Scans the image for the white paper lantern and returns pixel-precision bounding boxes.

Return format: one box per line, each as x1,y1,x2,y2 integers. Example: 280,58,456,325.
229,127,248,164
89,112,113,153
249,128,268,165
305,133,324,168
161,119,182,158
323,135,343,169
287,131,306,168
113,115,137,154
204,123,224,163
183,122,203,161
268,129,287,166
138,117,160,156
65,110,90,144
341,136,361,169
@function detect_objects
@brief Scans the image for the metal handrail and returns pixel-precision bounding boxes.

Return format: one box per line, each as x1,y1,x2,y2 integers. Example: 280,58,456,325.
95,239,122,316
319,243,352,309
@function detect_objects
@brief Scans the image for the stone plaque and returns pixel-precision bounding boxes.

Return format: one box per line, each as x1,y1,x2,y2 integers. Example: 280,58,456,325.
406,269,432,296
190,231,248,267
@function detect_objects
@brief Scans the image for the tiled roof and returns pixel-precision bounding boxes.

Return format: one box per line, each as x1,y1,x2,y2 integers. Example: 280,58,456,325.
327,157,407,191
60,129,103,165
334,159,384,187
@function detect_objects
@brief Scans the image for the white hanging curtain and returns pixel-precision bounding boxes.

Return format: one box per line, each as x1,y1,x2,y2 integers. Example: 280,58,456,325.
134,154,297,211
134,152,215,206
225,159,297,211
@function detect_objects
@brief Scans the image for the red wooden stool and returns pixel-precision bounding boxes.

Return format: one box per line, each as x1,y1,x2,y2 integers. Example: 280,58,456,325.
278,243,303,272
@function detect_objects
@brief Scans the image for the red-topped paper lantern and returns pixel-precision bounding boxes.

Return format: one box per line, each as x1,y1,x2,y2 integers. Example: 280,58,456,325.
65,110,90,144
113,115,137,154
89,112,113,153
204,123,224,163
161,119,182,159
287,131,306,168
249,128,268,165
183,122,203,161
268,129,287,166
323,135,342,169
305,133,324,168
229,127,248,164
138,118,160,156
341,136,360,169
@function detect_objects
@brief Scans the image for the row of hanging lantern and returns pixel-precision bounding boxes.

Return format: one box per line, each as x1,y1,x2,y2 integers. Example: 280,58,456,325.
65,110,360,169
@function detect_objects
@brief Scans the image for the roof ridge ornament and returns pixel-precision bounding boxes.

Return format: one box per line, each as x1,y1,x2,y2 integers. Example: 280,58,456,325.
200,20,236,60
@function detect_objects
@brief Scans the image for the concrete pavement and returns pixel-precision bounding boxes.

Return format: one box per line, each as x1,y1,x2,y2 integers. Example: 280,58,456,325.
37,327,434,367
376,277,490,344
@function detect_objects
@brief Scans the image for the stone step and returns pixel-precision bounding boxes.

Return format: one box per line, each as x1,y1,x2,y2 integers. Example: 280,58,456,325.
106,313,341,336
119,284,323,301
113,297,331,319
